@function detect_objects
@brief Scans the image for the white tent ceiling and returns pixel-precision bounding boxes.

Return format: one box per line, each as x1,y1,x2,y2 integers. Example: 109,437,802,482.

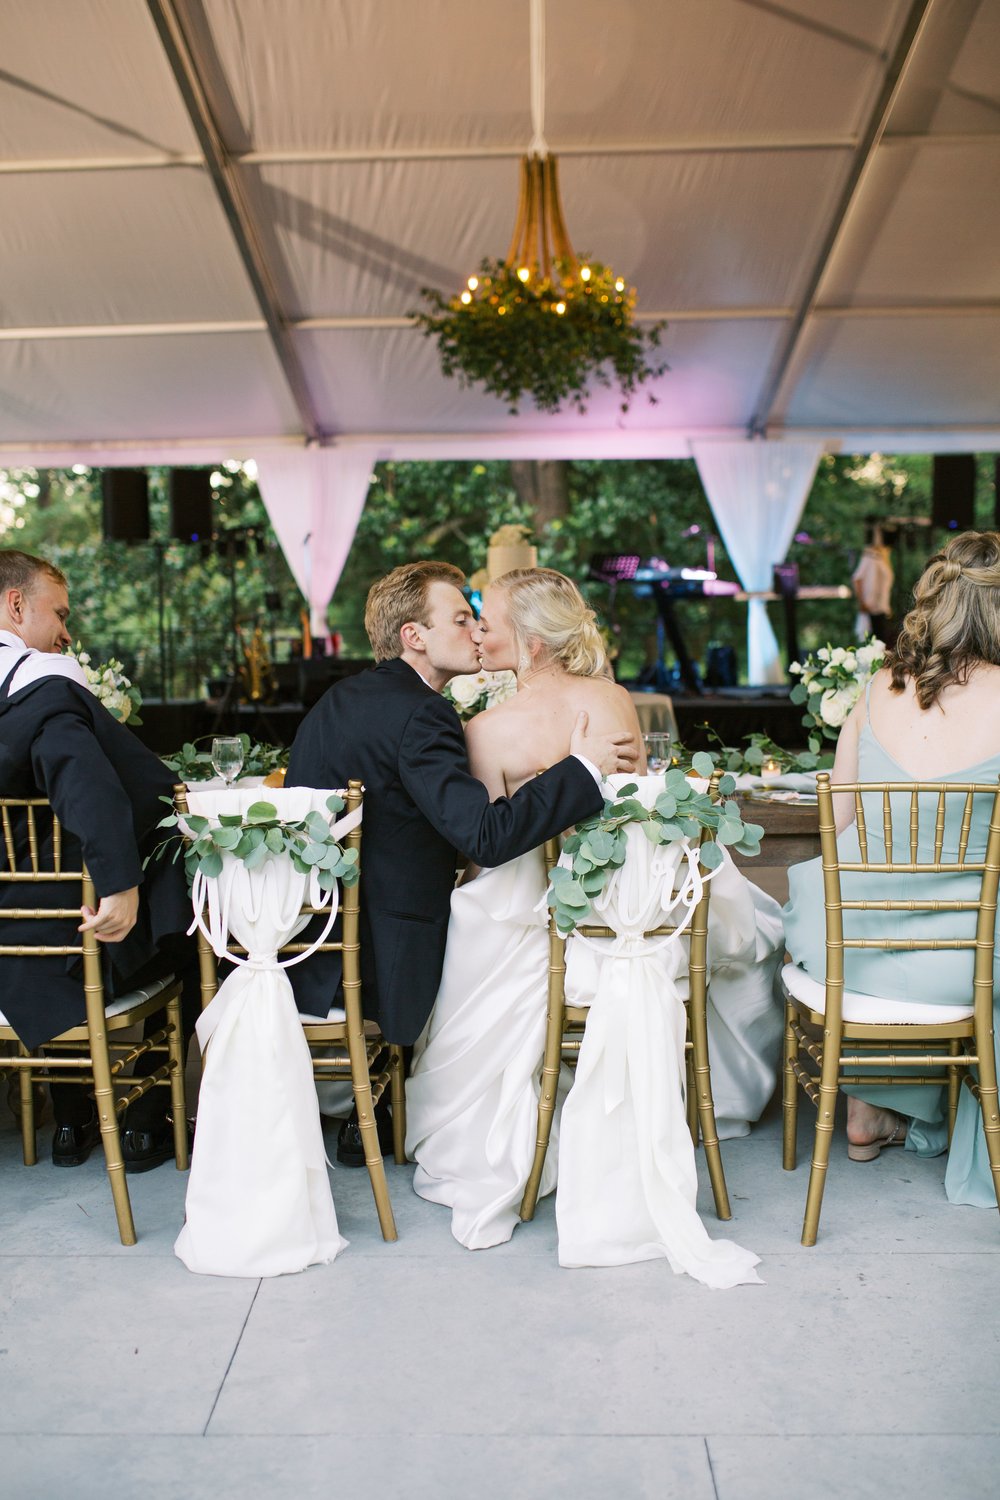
0,0,998,465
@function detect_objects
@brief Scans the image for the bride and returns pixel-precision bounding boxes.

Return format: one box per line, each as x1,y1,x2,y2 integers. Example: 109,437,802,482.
405,568,779,1286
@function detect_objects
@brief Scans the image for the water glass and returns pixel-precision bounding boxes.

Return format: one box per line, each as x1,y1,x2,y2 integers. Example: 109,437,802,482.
643,733,672,773
211,736,244,787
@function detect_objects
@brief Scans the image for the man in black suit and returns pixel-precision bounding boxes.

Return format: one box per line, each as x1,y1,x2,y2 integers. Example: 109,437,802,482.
0,549,196,1169
287,560,636,1162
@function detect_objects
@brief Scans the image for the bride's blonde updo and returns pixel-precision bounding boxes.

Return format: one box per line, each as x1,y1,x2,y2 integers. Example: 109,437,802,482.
491,567,607,678
889,530,1000,709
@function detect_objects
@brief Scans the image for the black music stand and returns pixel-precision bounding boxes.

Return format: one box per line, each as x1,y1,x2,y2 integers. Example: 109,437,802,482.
773,562,800,670
652,587,703,695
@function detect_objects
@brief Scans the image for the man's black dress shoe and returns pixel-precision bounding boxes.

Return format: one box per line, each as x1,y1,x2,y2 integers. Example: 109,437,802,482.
51,1112,101,1167
336,1105,394,1168
121,1120,179,1174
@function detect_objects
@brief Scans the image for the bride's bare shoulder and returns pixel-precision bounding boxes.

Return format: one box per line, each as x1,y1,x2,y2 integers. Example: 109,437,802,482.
562,674,638,721
464,695,523,745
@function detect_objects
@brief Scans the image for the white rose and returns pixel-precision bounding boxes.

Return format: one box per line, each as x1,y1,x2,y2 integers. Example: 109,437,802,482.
449,673,486,709
816,647,830,662
829,647,846,666
788,661,802,675
808,679,823,694
819,684,858,728
841,652,857,673
484,670,516,707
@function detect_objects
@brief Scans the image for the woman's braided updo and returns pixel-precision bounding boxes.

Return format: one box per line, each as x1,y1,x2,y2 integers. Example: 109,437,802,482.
491,567,607,678
888,531,1000,709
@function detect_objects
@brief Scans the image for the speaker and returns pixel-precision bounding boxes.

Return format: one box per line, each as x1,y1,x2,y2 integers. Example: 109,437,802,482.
102,469,149,542
169,469,213,541
932,454,976,532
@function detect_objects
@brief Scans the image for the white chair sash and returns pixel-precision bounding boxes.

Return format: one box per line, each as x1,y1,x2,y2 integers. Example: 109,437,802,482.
555,774,763,1287
174,786,357,1278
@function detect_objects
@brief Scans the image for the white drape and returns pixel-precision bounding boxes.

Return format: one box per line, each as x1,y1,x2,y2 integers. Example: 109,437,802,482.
174,785,357,1279
255,446,377,638
693,440,823,684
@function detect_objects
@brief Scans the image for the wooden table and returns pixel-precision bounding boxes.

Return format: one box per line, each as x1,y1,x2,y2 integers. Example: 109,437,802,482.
729,796,821,906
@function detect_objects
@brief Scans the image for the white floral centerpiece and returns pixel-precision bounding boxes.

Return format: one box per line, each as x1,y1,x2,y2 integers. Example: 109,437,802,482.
443,669,517,722
70,644,143,726
789,636,885,748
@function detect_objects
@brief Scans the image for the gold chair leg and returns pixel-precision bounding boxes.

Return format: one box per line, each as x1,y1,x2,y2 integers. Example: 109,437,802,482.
389,1044,406,1165
688,996,731,1220
18,1046,37,1166
165,990,189,1171
783,999,799,1171
521,916,567,1223
947,1037,962,1147
345,1028,397,1242
88,1020,136,1247
801,1023,840,1247
520,1053,560,1223
685,1044,699,1146
973,1008,1000,1212
361,1134,398,1241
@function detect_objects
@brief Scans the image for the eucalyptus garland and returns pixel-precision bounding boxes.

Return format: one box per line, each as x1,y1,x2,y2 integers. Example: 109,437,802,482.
149,795,359,891
547,756,764,935
161,733,288,783
680,730,833,777
413,258,666,416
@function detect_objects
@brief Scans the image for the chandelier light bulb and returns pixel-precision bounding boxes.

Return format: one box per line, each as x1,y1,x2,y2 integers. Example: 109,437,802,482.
468,276,479,290
615,278,625,292
555,301,566,315
580,266,591,282
460,290,472,304
517,266,531,283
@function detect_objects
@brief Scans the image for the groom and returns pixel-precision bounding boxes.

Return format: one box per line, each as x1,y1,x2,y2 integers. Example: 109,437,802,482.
287,561,635,1156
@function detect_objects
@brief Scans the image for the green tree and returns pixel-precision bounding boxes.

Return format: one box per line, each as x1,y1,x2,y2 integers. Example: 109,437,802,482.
0,464,301,697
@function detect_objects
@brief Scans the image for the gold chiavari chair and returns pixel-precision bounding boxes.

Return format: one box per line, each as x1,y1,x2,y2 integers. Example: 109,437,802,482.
782,772,1000,1246
520,795,731,1224
178,780,406,1243
0,797,189,1246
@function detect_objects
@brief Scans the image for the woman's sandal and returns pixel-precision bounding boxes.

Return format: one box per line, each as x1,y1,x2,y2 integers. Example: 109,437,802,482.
847,1116,907,1162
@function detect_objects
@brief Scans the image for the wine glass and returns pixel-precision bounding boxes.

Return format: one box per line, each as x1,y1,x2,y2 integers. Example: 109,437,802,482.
211,736,244,787
643,732,672,774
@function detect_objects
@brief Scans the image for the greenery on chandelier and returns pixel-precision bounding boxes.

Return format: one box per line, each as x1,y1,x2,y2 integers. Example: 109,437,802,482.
414,257,666,416
151,794,359,890
547,759,764,934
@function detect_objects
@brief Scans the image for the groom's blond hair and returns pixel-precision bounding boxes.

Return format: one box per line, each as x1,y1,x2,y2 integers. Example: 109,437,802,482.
365,561,467,661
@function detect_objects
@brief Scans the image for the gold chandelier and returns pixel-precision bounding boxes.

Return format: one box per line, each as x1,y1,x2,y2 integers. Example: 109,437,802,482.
413,3,665,415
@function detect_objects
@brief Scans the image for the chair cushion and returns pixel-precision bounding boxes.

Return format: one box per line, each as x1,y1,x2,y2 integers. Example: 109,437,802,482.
781,963,973,1025
0,974,174,1029
300,1005,347,1024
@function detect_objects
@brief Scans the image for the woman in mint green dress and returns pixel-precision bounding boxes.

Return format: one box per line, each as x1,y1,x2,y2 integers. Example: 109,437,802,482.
784,530,1000,1208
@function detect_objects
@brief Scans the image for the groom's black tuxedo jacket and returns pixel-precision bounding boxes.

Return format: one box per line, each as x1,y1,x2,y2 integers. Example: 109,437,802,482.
0,677,191,1048
286,657,602,1045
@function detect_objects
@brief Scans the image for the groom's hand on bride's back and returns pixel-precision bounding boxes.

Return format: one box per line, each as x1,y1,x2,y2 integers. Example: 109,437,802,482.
570,711,639,777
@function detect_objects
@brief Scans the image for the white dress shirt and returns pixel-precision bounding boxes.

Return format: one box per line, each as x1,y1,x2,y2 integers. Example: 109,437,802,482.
0,629,89,696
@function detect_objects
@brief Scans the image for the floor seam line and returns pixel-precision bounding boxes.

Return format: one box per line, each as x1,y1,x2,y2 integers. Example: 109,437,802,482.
705,1436,721,1499
201,1280,262,1437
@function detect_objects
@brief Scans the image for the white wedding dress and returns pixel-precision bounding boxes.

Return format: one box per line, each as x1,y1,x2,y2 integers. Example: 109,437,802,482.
406,775,784,1288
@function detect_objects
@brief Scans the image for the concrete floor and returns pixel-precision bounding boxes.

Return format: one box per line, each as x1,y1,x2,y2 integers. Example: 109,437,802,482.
1,1093,998,1500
